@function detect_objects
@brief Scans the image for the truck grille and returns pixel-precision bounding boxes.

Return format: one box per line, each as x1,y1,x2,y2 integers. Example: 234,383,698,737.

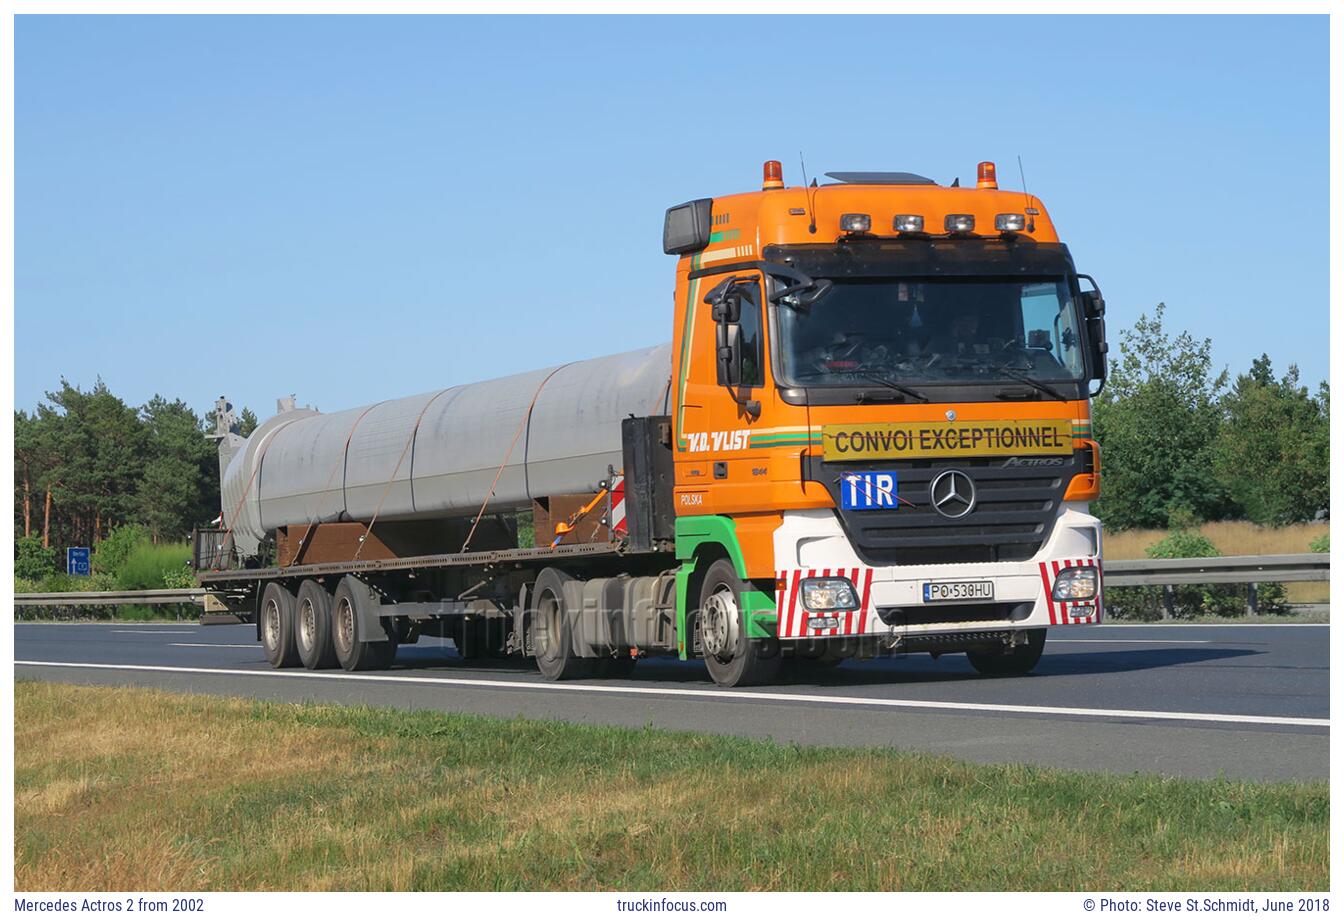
803,450,1088,567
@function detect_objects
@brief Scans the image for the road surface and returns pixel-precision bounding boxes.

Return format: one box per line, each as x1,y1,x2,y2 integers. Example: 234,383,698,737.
14,620,1329,782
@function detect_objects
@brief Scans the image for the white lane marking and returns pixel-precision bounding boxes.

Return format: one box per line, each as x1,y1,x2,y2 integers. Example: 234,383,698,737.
1086,623,1328,629
13,660,1328,729
111,630,197,635
1049,639,1212,644
170,643,259,649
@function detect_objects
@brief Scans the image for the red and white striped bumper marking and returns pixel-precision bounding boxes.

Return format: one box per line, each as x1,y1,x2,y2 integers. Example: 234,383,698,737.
775,558,1103,637
776,567,874,639
1039,557,1103,625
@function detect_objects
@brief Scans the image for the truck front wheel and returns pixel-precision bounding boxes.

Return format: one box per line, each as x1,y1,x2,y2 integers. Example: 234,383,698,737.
699,558,780,688
966,629,1046,677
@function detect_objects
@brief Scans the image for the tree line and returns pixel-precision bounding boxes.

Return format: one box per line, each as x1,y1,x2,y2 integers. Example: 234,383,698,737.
12,305,1330,568
14,381,256,553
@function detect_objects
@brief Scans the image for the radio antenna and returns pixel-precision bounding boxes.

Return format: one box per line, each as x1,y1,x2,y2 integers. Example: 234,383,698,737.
1017,155,1035,232
799,151,817,234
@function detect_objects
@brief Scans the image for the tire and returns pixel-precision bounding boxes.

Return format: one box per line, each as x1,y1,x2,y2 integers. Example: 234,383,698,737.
331,577,399,672
259,582,300,669
295,580,338,670
530,568,593,681
698,558,781,688
966,629,1046,677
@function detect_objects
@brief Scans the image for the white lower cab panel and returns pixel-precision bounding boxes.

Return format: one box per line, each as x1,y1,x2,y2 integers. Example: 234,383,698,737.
772,503,1103,640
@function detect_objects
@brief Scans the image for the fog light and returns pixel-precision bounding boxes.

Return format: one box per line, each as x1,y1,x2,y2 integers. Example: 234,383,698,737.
800,577,860,611
995,213,1026,231
893,214,924,232
839,213,871,233
807,616,840,631
1052,566,1098,601
944,214,975,232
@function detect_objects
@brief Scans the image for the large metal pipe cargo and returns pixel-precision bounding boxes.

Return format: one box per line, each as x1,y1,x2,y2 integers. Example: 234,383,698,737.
220,344,672,557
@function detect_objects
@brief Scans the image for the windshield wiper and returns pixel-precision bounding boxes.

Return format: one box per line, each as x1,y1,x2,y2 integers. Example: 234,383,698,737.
854,372,929,403
992,362,1070,401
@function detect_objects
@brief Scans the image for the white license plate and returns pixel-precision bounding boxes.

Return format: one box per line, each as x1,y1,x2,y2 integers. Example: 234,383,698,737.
922,580,995,602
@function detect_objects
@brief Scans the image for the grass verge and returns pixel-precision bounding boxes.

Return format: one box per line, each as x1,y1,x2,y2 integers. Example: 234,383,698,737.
15,681,1328,892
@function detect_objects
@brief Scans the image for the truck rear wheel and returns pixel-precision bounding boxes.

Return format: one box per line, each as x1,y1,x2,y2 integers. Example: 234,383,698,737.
531,568,592,681
260,582,300,669
331,577,398,672
966,629,1046,677
699,558,780,688
295,580,337,670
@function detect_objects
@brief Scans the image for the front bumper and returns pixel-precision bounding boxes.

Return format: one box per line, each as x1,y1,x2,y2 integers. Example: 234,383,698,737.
772,503,1103,639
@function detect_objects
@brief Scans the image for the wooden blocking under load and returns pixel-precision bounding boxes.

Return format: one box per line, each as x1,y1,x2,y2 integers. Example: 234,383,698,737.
276,516,522,565
277,523,395,566
532,494,610,547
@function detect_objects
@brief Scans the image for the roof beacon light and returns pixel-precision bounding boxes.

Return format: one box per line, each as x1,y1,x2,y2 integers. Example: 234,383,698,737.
893,214,925,232
839,213,871,233
763,160,784,191
977,160,998,189
944,214,976,233
995,213,1027,232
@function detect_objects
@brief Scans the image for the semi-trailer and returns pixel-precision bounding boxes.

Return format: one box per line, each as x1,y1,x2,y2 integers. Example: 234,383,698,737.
194,158,1108,687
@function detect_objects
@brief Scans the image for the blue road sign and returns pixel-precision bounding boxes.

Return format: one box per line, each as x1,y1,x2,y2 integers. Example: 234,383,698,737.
67,546,91,576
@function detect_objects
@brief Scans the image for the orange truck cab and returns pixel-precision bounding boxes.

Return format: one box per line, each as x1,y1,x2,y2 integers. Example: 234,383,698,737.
665,160,1107,685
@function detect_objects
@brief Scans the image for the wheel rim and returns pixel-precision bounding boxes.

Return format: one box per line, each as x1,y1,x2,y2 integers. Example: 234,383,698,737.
298,598,316,652
701,583,739,660
535,590,561,659
335,597,355,655
263,599,281,651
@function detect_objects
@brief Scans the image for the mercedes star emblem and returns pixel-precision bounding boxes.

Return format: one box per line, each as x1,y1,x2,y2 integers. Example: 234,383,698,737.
929,469,976,519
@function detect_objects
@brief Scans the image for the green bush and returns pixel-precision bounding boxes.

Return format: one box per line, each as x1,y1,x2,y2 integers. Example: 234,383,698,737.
1309,532,1329,554
15,536,57,581
93,524,149,576
115,542,191,590
161,564,197,589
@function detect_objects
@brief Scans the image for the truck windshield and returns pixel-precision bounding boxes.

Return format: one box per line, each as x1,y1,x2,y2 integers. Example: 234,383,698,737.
776,276,1086,389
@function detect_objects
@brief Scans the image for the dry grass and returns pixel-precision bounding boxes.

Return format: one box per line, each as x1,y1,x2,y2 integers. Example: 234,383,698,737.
1105,521,1329,603
14,681,1329,892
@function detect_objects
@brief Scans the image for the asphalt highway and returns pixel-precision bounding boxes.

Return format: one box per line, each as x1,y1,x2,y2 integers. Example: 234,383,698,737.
14,621,1329,782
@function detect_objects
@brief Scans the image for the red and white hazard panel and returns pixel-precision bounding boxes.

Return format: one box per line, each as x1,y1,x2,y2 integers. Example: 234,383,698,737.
610,475,627,535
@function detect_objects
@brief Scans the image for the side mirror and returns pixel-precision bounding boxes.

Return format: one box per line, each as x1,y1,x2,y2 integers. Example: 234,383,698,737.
1087,315,1108,391
1077,273,1105,318
716,321,743,387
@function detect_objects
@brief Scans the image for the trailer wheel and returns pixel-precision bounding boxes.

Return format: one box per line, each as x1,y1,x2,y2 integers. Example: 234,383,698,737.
966,629,1046,677
259,582,300,669
331,577,398,672
699,558,780,688
295,580,338,670
530,568,592,681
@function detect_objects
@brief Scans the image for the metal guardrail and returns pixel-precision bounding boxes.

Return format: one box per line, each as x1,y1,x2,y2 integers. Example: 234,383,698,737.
1101,553,1330,587
11,554,1329,608
14,588,207,607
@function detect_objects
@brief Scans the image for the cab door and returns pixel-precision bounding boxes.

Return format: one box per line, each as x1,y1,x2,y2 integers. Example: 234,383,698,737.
673,270,772,516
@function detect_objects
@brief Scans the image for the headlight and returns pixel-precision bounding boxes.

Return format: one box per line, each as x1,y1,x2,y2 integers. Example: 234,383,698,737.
800,577,860,611
1052,566,1098,601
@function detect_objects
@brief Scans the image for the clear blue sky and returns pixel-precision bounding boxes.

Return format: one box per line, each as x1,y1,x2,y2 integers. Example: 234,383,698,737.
16,14,1330,421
